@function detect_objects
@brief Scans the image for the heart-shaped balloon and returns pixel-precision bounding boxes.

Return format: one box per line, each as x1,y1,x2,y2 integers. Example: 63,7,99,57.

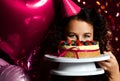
0,65,29,81
0,0,54,66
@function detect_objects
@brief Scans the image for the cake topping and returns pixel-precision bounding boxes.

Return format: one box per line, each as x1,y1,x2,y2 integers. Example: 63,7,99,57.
59,40,97,46
58,40,100,59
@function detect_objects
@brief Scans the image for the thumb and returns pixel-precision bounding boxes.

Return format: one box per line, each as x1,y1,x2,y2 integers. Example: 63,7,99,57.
104,51,116,59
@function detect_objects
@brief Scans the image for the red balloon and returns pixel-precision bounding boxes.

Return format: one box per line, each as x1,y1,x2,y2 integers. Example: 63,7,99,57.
0,0,54,65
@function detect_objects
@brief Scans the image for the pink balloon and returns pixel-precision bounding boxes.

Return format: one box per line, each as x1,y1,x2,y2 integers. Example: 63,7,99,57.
0,0,54,64
0,65,29,81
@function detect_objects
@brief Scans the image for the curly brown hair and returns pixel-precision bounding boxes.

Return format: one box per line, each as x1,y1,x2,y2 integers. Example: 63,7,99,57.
54,8,112,54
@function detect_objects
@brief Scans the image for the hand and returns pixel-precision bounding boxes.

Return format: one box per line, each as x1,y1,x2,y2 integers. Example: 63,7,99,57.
98,51,120,81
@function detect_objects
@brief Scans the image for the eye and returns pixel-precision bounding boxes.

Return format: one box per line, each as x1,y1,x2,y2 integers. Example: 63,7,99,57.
68,34,75,38
84,34,91,38
67,33,77,39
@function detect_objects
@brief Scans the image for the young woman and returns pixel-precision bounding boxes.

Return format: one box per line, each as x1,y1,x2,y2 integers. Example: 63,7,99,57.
29,7,120,81
42,8,120,81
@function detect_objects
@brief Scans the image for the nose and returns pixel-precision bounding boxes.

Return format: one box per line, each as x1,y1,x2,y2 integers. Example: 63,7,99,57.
77,36,84,41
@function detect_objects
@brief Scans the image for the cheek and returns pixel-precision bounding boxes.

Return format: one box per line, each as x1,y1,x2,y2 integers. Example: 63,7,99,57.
89,37,93,41
88,35,94,41
90,34,94,40
89,36,94,41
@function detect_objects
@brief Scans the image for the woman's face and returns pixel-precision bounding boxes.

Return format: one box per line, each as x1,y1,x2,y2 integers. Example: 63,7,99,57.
65,19,93,41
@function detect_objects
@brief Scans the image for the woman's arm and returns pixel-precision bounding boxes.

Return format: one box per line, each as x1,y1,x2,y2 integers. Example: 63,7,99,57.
98,52,120,81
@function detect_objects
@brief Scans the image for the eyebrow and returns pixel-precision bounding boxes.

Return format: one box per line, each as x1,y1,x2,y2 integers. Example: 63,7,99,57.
84,33,92,35
66,32,76,35
67,32,92,35
68,32,75,33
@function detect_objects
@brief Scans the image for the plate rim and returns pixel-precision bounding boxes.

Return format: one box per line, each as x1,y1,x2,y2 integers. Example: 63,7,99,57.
45,54,110,63
51,68,104,76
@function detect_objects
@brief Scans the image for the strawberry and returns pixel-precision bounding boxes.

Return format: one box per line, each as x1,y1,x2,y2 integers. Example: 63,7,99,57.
59,40,65,45
67,39,72,45
77,41,84,46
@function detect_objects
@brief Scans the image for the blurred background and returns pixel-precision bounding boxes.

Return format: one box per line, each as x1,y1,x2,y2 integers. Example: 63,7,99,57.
0,0,120,81
0,0,120,70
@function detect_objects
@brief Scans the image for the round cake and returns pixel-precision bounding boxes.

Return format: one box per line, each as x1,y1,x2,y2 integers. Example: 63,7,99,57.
58,40,100,58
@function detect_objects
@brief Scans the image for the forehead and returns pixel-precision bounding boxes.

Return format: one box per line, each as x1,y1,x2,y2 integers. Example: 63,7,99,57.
67,19,93,33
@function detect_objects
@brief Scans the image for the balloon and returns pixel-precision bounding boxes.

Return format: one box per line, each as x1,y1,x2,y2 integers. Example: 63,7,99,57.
0,58,9,66
0,65,29,81
0,0,54,66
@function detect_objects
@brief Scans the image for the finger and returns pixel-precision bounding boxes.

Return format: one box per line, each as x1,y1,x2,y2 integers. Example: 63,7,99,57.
98,60,112,69
98,61,109,66
98,62,108,70
104,51,116,59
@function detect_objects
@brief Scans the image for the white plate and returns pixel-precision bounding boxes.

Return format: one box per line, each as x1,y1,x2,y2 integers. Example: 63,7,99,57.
45,54,110,63
51,68,104,76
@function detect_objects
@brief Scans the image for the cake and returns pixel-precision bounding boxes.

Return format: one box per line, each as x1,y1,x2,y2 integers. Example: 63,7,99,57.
58,40,100,58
